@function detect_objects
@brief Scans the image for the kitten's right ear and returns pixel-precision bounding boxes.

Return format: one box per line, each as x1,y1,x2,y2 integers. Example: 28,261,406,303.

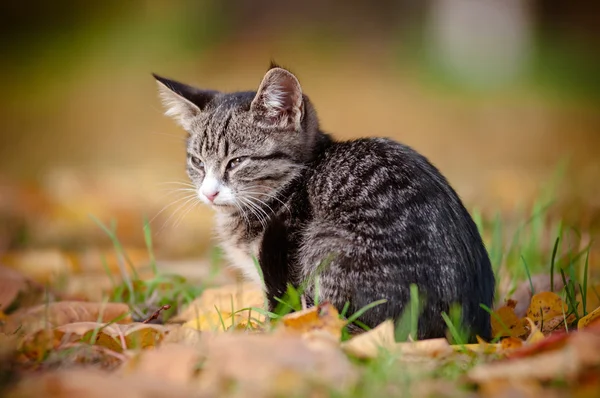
153,74,216,129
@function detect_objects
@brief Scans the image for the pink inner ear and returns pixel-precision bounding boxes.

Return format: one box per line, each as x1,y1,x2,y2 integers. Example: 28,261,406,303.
252,68,302,127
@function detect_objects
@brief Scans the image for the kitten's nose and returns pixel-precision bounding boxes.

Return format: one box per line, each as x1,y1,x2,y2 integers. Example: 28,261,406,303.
203,190,219,202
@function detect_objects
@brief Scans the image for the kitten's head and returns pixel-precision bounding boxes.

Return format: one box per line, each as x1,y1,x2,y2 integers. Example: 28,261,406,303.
154,65,319,213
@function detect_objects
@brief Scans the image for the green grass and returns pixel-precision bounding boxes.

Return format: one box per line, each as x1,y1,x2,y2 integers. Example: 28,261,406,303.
91,215,209,323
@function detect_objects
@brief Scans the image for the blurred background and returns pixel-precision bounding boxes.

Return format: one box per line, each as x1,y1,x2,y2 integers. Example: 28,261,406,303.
0,0,599,270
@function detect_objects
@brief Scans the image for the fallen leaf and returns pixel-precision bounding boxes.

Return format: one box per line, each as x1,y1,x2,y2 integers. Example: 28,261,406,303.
173,283,265,332
42,343,126,371
3,301,131,334
491,303,527,338
509,331,570,359
526,291,568,325
20,322,168,358
540,314,576,335
510,274,566,317
500,337,524,352
4,369,207,398
194,332,357,397
162,325,203,348
468,330,600,383
279,302,346,340
58,322,168,352
524,318,545,345
0,265,44,312
122,344,202,384
341,320,395,359
0,250,73,284
396,338,453,358
578,305,600,330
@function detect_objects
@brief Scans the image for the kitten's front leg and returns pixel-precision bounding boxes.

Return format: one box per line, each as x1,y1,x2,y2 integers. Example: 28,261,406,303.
258,217,292,311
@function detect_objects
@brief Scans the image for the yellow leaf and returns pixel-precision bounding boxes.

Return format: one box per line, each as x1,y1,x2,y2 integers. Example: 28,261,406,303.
491,305,527,338
341,320,395,359
171,283,265,330
578,305,600,330
526,292,568,324
500,336,523,352
524,318,545,344
456,343,499,354
280,303,346,340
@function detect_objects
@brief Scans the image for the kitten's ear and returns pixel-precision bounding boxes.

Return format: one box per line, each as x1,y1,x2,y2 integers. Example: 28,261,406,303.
153,74,216,129
250,67,303,130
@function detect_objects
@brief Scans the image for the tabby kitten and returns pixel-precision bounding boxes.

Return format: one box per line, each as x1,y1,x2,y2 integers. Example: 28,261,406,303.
154,64,495,340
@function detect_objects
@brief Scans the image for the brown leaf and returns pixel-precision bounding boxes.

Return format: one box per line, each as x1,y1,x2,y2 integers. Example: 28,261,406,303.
468,330,600,383
195,332,357,397
397,338,453,358
3,301,131,334
540,314,576,335
57,322,168,352
0,265,44,312
20,322,168,358
0,250,73,284
162,325,204,348
122,344,202,384
4,369,208,398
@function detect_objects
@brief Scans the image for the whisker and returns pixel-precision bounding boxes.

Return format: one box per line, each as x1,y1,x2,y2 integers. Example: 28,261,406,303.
157,195,199,233
173,198,201,230
238,197,267,230
150,193,197,224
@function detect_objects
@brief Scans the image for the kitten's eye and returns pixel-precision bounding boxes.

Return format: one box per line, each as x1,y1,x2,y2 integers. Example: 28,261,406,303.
190,156,203,169
227,157,246,170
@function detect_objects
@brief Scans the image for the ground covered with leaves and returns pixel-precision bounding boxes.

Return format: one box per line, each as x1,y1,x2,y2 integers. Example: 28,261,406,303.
1,200,600,398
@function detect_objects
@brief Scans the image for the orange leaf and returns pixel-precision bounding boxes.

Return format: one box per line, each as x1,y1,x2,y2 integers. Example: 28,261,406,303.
526,292,568,324
280,303,345,340
491,305,527,338
500,337,523,352
578,306,600,330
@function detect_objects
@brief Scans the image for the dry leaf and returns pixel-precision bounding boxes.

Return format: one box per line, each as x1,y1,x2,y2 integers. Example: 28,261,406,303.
0,265,38,311
396,338,453,358
510,274,566,317
526,292,568,325
500,337,524,352
524,318,545,345
541,314,576,335
341,320,395,359
468,330,600,383
491,303,527,338
194,332,357,397
123,344,202,384
173,283,265,332
457,343,500,355
578,305,600,330
279,302,346,340
0,250,73,284
4,369,207,398
4,301,131,334
162,325,204,348
20,322,168,357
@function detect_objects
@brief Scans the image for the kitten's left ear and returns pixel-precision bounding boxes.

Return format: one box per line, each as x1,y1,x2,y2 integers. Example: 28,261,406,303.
251,68,303,130
153,74,216,130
